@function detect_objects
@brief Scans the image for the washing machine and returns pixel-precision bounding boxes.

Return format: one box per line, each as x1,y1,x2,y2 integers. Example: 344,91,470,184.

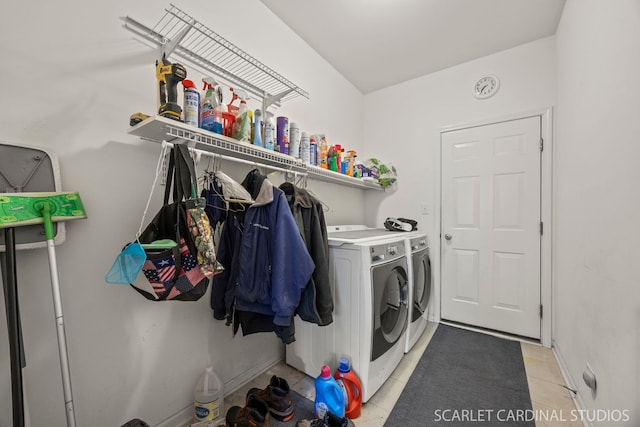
404,234,431,353
286,226,409,403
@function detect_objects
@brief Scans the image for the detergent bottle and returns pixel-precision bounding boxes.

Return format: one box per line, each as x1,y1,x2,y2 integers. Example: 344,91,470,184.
334,357,363,419
314,365,345,419
194,365,224,424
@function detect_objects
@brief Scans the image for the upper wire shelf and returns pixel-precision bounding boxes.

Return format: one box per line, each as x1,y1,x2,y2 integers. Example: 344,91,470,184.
122,3,309,107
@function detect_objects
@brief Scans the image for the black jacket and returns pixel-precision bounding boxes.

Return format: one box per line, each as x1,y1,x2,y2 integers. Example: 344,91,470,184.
279,182,333,326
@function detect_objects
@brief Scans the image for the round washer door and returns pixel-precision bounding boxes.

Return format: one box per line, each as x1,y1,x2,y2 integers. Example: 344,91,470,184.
412,249,432,321
371,259,408,361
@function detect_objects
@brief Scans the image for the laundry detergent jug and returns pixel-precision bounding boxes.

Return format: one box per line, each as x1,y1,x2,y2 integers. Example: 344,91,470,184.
314,365,345,419
334,356,363,418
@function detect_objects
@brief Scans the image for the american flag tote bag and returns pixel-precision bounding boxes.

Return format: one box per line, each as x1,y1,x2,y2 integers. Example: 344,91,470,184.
140,237,208,300
132,146,210,302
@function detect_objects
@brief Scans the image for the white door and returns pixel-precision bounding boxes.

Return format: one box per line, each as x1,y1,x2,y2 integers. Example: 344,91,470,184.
441,117,541,339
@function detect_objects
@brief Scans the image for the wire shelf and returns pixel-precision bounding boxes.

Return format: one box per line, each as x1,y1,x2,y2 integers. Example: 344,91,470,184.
122,4,308,106
128,116,383,191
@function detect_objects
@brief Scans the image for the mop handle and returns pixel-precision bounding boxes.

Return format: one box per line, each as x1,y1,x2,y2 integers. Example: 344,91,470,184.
39,202,77,427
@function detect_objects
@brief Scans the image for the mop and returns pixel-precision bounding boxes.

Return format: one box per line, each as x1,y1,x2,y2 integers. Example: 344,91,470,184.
0,192,86,427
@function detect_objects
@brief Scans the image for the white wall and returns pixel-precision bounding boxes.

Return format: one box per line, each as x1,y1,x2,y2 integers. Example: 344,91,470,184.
554,0,640,424
362,37,557,321
0,1,367,425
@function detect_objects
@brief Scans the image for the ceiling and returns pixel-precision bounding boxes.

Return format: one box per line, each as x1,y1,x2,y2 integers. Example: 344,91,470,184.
261,0,566,94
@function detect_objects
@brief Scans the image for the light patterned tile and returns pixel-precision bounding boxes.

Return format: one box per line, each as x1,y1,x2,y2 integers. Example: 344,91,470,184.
527,376,575,410
367,376,405,412
354,401,389,427
290,374,316,400
389,352,418,382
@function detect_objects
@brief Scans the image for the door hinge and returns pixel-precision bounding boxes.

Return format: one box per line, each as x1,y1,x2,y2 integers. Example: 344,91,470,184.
540,138,544,152
540,221,543,235
539,305,543,318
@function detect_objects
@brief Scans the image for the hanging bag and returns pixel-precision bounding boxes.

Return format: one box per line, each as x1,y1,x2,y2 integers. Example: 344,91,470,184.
133,145,211,301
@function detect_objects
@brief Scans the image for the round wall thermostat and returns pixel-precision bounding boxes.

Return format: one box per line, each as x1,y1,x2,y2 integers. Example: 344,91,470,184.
473,75,500,99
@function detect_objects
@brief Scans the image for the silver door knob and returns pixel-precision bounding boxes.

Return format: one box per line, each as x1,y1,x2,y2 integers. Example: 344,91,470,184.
444,233,453,240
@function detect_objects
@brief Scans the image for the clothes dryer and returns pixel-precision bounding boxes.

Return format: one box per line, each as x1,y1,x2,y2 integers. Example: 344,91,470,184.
404,234,431,353
286,227,409,403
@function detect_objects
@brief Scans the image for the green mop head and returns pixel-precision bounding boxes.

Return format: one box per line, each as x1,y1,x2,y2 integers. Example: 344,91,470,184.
0,192,86,239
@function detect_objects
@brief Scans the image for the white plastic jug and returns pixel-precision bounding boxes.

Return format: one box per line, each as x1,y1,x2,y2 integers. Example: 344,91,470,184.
194,365,224,423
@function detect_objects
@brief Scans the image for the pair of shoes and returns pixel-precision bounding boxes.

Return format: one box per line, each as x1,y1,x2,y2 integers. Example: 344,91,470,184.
226,375,294,427
296,412,355,427
247,375,295,422
226,394,271,427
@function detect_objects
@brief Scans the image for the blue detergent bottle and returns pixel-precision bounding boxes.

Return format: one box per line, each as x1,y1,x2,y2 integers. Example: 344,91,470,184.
314,365,345,419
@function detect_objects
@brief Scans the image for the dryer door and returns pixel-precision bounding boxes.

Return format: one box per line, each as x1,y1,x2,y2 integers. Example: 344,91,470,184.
371,259,408,361
412,248,432,321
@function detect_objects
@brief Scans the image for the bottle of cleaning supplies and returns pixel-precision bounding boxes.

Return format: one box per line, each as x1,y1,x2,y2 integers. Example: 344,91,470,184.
309,136,318,166
213,103,227,135
300,131,310,164
276,116,289,155
289,122,301,158
334,356,362,419
253,109,263,147
194,365,224,424
182,80,200,127
264,112,275,151
314,365,345,419
319,135,329,169
200,79,216,132
232,99,251,142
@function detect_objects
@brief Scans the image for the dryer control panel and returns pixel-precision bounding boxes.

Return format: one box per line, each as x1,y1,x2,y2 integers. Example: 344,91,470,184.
370,241,406,264
409,235,428,252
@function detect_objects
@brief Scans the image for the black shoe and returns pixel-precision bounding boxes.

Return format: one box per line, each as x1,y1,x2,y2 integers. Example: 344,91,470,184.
247,375,294,422
226,394,271,427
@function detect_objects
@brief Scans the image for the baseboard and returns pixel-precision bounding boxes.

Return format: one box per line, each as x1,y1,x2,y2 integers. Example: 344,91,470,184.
155,357,283,427
552,341,591,427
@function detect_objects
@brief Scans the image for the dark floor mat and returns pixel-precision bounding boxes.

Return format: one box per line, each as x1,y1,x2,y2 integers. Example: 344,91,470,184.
385,324,534,427
271,389,315,426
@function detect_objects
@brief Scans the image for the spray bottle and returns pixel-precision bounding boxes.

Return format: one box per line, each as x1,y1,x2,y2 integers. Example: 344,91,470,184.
200,77,220,132
232,93,252,142
182,80,200,127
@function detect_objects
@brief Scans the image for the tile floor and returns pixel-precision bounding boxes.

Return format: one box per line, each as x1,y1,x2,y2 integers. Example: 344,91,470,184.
223,322,580,427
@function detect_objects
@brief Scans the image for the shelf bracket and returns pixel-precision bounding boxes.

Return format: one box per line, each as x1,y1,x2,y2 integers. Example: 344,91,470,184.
264,88,296,110
160,23,192,60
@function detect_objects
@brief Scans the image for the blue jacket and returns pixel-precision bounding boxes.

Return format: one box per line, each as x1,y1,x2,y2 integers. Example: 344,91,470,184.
214,171,315,330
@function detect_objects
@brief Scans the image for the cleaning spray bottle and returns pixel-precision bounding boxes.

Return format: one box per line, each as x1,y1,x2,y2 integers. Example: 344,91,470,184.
194,365,224,424
314,365,345,419
200,77,219,132
334,356,363,419
232,94,251,142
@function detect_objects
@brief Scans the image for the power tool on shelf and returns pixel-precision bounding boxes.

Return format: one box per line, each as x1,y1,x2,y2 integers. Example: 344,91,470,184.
155,53,187,121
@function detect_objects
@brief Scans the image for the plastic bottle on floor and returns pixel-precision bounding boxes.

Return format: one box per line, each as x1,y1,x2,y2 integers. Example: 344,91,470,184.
314,365,345,419
334,356,363,419
194,365,224,424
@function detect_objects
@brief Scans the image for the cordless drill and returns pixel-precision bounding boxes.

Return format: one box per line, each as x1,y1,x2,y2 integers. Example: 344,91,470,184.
155,54,187,121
